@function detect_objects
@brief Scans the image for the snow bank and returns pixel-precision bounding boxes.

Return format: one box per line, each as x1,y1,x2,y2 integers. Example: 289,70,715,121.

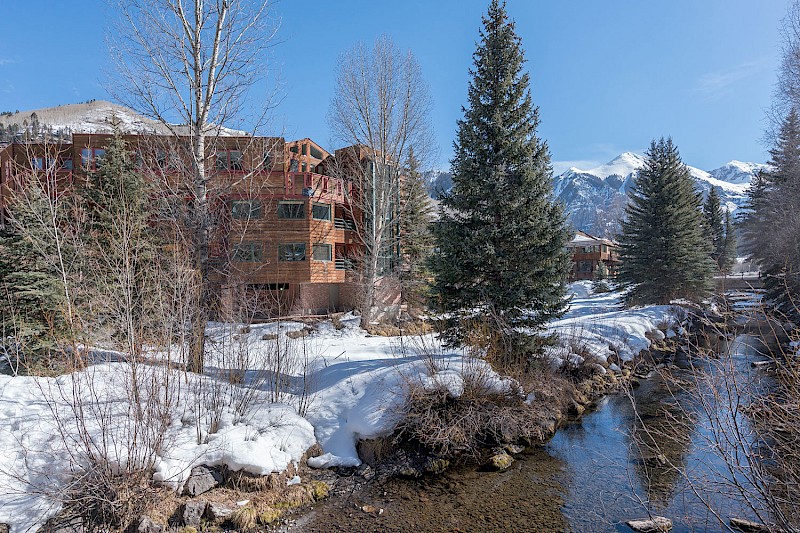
0,364,314,533
0,287,686,531
545,283,684,363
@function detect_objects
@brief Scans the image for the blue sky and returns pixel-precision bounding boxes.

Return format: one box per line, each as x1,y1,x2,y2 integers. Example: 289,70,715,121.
0,0,789,172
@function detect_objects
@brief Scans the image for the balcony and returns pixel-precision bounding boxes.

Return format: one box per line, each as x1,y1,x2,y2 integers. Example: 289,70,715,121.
285,172,352,203
335,258,353,270
334,217,357,231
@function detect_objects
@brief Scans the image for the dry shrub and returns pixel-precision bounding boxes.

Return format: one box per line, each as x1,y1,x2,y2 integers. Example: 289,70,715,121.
59,471,157,529
395,367,544,459
229,505,257,530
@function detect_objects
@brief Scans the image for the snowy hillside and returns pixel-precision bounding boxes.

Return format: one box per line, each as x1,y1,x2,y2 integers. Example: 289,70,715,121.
0,100,244,138
553,154,766,237
709,160,770,185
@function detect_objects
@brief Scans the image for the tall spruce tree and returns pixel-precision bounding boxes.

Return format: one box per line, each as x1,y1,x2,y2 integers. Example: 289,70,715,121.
81,126,159,353
399,149,435,313
617,138,714,305
0,186,70,368
703,186,725,271
430,0,571,347
720,210,737,275
742,109,800,317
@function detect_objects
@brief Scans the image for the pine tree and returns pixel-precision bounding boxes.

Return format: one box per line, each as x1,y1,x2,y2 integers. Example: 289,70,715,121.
81,125,159,352
430,0,571,348
719,210,737,275
703,186,725,272
742,109,800,316
617,138,714,305
0,187,69,367
399,149,435,313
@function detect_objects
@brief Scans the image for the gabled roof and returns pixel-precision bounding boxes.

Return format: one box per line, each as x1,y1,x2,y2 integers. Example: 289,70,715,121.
568,230,617,247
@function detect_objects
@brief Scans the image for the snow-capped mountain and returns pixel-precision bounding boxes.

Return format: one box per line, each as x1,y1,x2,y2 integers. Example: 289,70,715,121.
0,100,243,138
553,154,766,238
709,160,770,185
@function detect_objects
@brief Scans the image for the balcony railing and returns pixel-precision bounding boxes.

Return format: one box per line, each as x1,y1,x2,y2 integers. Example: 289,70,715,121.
335,258,353,270
285,172,352,202
334,217,357,231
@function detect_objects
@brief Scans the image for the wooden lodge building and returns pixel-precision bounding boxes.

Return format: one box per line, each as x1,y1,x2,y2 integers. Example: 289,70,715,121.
0,133,386,317
566,230,621,281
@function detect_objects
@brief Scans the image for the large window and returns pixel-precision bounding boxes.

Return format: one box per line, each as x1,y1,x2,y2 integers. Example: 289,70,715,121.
81,148,106,171
216,150,243,171
279,243,306,262
231,200,262,220
312,203,331,221
312,243,331,261
277,201,305,219
232,241,263,262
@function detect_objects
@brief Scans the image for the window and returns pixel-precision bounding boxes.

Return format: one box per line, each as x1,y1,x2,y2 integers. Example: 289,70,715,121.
262,152,273,170
279,243,306,262
278,201,305,219
31,157,44,170
216,150,243,171
301,162,307,172
310,145,323,160
312,243,331,261
232,241,263,262
61,158,73,171
289,159,299,172
81,148,105,171
231,200,262,220
301,144,308,156
289,145,298,154
312,203,331,221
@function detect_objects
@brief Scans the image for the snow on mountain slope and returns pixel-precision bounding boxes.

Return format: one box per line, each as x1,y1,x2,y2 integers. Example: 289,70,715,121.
0,100,244,137
709,160,770,185
575,152,646,181
554,154,764,237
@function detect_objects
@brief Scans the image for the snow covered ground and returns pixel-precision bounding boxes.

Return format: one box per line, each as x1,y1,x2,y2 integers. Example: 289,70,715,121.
0,283,681,532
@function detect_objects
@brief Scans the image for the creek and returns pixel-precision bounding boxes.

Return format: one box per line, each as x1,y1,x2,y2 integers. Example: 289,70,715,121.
294,333,776,532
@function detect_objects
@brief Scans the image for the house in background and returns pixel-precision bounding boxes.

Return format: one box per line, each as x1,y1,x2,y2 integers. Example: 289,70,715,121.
566,230,621,281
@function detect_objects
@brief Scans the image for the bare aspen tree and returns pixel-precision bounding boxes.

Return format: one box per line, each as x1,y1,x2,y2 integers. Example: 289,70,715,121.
109,0,278,371
328,35,433,326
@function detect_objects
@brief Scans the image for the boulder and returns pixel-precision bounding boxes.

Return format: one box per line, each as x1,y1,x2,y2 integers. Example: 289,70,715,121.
626,516,673,532
205,502,234,523
0,524,8,533
135,517,164,533
177,500,207,527
487,452,513,471
182,465,223,497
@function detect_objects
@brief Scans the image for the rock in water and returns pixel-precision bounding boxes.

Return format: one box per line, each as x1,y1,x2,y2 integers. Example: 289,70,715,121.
626,516,673,532
729,518,772,533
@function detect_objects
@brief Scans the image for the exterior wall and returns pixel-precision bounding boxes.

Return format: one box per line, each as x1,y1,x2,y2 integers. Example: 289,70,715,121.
1,134,367,319
567,234,621,281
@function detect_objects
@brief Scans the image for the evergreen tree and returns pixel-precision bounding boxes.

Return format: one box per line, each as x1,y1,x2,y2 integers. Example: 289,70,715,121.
399,149,435,313
0,187,69,367
703,186,725,272
742,109,800,317
617,138,714,305
81,125,158,352
720,210,737,275
430,0,571,347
